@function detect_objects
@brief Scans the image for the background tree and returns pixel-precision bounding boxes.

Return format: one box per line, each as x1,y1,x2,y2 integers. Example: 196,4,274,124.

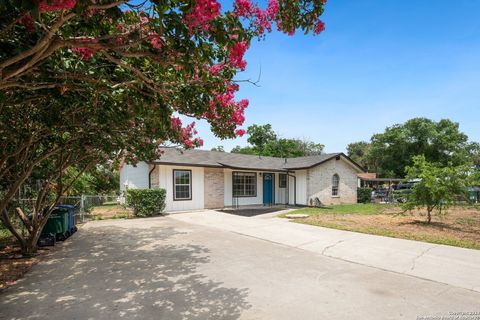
211,146,225,152
350,118,478,178
66,165,119,195
347,141,371,170
246,124,277,153
231,145,256,155
232,124,324,157
298,140,324,156
403,155,472,223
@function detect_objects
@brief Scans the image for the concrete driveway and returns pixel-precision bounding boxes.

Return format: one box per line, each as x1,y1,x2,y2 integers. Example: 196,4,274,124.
1,213,479,320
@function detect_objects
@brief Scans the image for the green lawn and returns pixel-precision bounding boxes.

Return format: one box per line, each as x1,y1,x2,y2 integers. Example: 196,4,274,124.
279,203,480,250
279,203,396,217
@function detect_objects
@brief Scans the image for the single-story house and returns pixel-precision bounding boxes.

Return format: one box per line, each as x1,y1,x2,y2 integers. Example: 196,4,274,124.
120,147,365,212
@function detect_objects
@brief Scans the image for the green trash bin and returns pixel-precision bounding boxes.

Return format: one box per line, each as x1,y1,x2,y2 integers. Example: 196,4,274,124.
42,207,69,241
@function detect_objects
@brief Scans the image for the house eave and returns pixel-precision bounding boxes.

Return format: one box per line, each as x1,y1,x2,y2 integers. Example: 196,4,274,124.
218,163,288,172
152,161,224,169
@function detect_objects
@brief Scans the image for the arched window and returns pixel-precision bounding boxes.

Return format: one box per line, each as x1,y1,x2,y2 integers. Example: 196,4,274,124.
332,174,339,196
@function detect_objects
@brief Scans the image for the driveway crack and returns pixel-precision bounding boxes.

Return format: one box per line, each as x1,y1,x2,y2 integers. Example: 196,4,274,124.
321,240,345,255
410,246,436,271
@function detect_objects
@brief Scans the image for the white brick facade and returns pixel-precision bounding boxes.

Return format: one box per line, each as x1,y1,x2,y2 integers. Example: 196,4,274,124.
306,157,358,205
119,154,362,211
204,168,224,209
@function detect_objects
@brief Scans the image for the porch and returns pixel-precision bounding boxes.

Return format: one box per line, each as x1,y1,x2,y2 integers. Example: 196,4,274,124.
217,204,296,217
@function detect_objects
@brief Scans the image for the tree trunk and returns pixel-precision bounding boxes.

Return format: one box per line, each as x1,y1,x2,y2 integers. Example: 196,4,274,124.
20,237,38,257
427,208,432,224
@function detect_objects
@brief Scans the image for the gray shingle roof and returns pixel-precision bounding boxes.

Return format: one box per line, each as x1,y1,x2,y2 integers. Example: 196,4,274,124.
154,148,363,172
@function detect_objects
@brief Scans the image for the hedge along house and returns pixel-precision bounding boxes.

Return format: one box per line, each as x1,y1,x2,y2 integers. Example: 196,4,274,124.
119,148,365,212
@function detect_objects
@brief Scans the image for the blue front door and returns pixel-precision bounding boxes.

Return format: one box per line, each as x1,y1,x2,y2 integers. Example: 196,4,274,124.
263,173,274,205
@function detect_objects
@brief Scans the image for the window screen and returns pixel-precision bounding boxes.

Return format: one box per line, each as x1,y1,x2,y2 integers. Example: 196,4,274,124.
174,170,191,200
233,172,256,197
332,174,339,196
279,174,287,188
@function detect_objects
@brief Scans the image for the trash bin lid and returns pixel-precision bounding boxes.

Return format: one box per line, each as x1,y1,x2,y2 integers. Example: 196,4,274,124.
56,204,76,210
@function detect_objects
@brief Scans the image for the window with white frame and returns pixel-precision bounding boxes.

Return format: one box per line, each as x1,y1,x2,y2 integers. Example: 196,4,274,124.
279,174,287,188
233,172,256,197
332,174,339,196
173,170,192,200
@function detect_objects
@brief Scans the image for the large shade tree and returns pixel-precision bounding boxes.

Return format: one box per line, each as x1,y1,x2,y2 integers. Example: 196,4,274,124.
348,118,479,178
231,124,324,157
0,0,327,254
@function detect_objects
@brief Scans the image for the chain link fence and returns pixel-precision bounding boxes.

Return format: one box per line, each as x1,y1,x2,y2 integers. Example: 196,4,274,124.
0,195,118,249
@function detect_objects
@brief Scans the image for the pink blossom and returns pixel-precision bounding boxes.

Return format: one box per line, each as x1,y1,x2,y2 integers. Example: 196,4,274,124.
266,0,279,19
313,20,325,34
235,129,246,137
208,64,223,76
253,8,271,34
313,20,325,35
185,0,221,32
238,99,249,109
150,37,162,50
71,47,95,61
185,140,193,148
228,41,248,71
216,92,234,107
18,14,35,32
233,0,255,17
170,116,182,129
38,0,76,12
194,138,204,146
232,109,245,125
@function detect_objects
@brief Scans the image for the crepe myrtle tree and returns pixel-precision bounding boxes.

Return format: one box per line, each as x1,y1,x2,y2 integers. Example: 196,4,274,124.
0,0,327,171
1,0,327,143
0,85,180,255
0,0,327,255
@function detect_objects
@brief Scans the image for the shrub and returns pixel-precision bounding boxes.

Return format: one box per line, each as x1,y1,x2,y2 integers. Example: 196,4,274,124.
357,188,373,203
126,189,166,217
403,155,470,223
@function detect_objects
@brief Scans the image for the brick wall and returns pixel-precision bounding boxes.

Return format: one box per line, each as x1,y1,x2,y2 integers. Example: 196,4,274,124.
150,165,160,188
307,158,358,205
204,168,224,209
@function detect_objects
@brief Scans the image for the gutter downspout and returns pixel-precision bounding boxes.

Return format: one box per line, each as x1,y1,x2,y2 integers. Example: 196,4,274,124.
148,164,157,189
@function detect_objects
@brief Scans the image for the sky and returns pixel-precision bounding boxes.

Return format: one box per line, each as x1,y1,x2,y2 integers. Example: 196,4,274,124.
192,0,480,153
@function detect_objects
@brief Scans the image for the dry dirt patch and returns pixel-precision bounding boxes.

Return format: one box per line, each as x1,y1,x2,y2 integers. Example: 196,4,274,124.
0,245,47,290
293,206,480,249
90,204,133,219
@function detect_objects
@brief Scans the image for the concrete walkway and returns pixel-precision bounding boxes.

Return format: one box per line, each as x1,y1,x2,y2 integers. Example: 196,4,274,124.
170,210,480,293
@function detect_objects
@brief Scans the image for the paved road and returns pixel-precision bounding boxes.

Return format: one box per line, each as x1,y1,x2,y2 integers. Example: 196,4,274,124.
1,215,479,320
